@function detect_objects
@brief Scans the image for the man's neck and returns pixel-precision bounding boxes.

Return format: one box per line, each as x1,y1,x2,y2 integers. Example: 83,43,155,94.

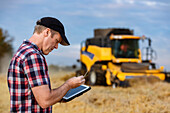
29,33,44,50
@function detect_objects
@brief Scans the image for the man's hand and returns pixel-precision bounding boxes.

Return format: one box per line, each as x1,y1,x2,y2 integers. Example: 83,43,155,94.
65,76,85,89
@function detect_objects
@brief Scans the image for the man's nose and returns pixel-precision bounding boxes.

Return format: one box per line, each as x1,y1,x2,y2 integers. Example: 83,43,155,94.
54,43,58,49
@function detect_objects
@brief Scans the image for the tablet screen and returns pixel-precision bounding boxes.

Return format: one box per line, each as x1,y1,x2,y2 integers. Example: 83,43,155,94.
63,85,91,101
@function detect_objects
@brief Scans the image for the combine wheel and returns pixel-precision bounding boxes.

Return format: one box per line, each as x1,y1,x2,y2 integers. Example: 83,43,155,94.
89,70,97,85
112,77,130,88
88,65,107,86
165,73,170,82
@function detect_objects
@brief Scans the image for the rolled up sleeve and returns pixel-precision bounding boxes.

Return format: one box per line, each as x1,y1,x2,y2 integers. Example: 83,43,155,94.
23,53,49,88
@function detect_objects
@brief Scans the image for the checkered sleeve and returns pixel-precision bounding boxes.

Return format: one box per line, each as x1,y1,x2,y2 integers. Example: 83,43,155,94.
23,53,49,88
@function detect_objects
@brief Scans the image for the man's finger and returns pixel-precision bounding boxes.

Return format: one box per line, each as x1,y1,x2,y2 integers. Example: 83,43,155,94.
81,79,85,83
78,75,85,79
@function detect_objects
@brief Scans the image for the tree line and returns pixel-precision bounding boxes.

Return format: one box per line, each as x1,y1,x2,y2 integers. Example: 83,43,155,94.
0,28,13,60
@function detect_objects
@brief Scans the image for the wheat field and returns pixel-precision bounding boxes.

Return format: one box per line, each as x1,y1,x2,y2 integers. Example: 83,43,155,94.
0,72,170,113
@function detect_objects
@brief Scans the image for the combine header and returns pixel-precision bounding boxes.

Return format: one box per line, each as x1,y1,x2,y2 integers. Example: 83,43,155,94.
76,28,170,86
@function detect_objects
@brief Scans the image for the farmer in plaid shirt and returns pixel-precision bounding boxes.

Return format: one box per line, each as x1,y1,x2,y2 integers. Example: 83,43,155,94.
7,17,85,113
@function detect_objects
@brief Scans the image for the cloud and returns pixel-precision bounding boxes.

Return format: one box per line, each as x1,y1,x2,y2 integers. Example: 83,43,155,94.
141,1,169,7
50,44,80,59
2,0,44,6
114,0,169,7
57,0,169,20
142,1,157,6
115,0,135,5
46,44,81,65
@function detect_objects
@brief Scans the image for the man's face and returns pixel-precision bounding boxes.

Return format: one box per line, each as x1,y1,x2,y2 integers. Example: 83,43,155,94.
42,30,62,55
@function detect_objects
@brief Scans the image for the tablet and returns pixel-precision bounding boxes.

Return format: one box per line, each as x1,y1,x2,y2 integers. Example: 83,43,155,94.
62,85,91,102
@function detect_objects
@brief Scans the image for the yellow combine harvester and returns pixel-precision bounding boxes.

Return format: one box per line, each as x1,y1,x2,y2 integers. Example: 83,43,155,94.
76,28,170,86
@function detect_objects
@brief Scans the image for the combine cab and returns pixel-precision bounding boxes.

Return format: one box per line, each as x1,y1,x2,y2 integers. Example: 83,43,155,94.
76,28,170,86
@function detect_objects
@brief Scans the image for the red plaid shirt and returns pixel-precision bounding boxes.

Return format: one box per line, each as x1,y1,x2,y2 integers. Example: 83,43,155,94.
7,40,52,113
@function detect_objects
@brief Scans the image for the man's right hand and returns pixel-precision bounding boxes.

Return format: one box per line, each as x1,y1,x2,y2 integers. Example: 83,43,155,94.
65,76,85,89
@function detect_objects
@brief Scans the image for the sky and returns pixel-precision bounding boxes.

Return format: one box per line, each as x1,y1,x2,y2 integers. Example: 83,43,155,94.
0,0,170,71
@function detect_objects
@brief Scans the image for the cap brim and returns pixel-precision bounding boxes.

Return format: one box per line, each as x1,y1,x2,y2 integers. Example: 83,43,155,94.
60,33,70,46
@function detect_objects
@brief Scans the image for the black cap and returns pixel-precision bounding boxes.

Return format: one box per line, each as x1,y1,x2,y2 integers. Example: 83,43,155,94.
36,17,70,46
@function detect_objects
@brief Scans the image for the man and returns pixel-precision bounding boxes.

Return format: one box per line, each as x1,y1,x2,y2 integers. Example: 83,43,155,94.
7,17,85,113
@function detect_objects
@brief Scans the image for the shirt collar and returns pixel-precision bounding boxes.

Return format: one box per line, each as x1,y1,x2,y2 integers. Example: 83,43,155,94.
23,39,43,54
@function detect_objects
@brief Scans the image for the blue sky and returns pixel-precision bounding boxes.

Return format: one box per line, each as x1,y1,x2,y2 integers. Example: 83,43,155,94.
0,0,170,71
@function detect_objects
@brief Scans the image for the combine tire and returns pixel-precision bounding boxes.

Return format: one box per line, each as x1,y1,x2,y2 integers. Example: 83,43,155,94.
88,65,107,86
112,77,130,88
165,73,170,82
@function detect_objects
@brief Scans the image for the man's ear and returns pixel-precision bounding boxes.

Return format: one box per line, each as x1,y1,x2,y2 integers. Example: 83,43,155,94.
44,28,51,37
